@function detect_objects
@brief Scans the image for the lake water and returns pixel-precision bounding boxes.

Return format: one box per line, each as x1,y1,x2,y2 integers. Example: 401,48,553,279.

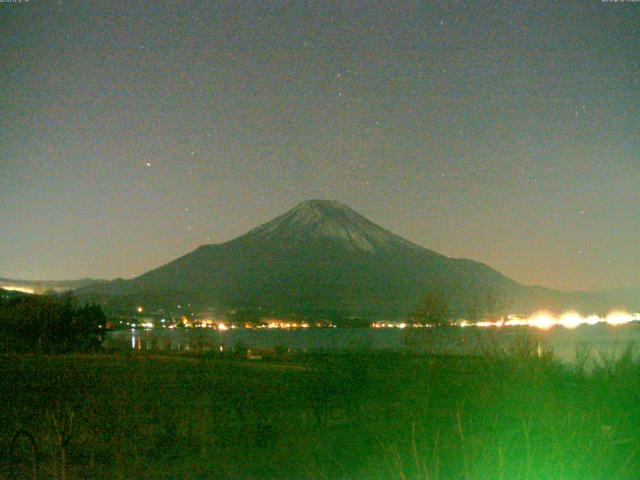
103,323,640,364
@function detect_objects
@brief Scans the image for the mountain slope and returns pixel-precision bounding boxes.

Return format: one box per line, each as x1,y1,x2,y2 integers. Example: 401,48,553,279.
80,200,520,317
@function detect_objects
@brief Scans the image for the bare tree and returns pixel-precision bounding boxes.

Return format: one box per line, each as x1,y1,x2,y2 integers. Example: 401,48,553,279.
410,290,450,326
468,287,514,321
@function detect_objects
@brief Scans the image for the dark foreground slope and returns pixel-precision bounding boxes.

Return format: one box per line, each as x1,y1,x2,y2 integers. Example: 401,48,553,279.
2,351,640,479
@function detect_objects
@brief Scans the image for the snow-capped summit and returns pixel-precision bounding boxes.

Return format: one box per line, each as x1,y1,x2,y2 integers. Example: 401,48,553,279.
248,200,416,252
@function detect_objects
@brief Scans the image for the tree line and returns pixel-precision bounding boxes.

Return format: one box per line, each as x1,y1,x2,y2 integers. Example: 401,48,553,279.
0,292,106,353
409,288,514,325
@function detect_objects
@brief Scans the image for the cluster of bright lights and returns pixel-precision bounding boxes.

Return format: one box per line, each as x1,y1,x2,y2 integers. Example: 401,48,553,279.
463,310,640,330
371,322,409,329
266,321,310,329
188,320,237,330
126,317,331,330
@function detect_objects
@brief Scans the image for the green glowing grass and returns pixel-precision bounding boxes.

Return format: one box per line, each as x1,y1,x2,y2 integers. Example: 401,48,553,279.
1,347,639,479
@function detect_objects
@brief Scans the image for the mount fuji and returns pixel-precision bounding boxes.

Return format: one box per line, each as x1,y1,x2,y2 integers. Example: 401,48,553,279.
79,200,615,318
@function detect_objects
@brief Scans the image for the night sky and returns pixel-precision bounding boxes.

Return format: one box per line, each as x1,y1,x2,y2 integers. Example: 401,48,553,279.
1,1,638,291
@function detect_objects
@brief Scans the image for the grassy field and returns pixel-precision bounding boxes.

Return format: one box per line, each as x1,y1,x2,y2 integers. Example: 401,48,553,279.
1,345,640,479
